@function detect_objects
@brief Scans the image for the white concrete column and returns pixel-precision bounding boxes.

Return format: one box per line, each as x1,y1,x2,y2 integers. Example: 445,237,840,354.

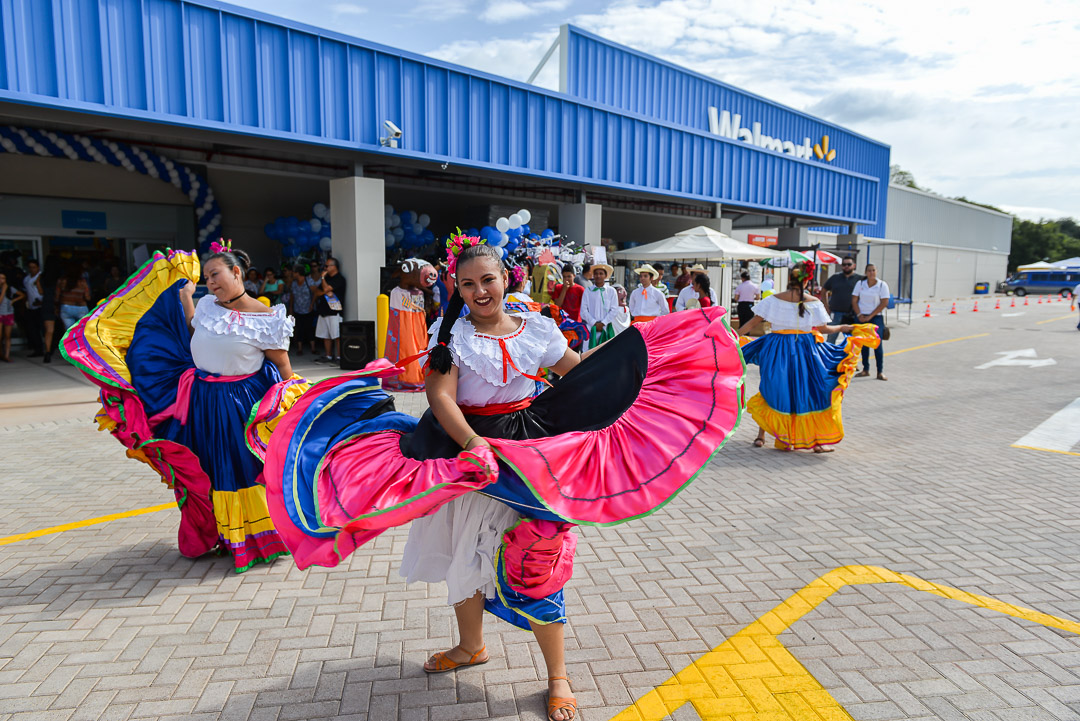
558,202,602,249
329,175,385,323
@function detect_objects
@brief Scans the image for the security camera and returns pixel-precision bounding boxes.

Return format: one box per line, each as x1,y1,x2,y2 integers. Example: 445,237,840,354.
380,120,402,148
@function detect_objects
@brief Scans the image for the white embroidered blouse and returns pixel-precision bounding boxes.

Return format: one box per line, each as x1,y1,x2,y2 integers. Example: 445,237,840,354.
751,294,831,332
189,295,294,375
426,311,568,407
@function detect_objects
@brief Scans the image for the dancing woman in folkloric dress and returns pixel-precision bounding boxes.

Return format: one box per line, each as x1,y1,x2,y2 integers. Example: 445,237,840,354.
260,233,747,721
62,244,305,572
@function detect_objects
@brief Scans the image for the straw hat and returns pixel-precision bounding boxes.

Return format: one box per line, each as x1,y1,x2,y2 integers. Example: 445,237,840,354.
635,264,660,279
688,263,707,274
590,262,615,277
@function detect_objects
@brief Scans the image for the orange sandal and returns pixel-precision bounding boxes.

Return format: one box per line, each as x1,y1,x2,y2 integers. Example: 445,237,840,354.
546,675,577,720
423,645,488,674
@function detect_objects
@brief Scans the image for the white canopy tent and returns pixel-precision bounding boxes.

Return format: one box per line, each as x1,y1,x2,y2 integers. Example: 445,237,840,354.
611,225,789,261
612,226,788,311
1017,261,1056,271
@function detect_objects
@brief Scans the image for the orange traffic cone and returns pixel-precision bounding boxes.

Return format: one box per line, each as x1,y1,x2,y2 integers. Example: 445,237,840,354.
1024,297,1029,306
949,302,957,315
973,300,979,312
1038,296,1043,304
1010,297,1016,308
994,298,1000,310
923,303,932,318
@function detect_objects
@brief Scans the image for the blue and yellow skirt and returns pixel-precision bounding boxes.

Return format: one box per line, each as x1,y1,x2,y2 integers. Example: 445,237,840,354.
741,327,879,449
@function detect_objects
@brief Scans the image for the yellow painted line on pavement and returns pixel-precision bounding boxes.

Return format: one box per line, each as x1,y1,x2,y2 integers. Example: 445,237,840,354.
0,503,174,546
884,332,989,357
1011,444,1080,457
609,564,1080,721
1036,314,1076,325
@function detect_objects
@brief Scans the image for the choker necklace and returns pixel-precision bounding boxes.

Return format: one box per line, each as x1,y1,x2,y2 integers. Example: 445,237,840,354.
223,290,246,307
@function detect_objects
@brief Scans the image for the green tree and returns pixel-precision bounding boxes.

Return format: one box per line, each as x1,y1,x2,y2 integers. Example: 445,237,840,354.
1008,217,1080,271
889,164,921,189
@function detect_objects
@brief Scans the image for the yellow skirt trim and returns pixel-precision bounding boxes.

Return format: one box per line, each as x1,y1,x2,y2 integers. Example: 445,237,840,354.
212,485,278,544
747,324,879,450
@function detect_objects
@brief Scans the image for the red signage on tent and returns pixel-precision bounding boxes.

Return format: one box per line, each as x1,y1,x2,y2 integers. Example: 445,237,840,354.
747,234,777,247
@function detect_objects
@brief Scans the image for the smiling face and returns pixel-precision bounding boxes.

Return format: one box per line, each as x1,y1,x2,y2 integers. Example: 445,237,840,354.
456,254,507,322
204,257,244,302
592,268,609,286
865,265,877,283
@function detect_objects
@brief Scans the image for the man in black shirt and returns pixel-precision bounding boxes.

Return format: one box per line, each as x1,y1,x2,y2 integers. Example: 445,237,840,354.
823,256,862,343
314,257,346,364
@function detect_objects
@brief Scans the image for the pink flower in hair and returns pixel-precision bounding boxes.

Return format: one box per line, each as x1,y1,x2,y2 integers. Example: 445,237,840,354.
445,229,485,277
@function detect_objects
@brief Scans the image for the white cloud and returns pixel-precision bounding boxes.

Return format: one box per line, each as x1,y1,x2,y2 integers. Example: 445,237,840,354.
480,0,570,23
329,2,366,15
999,205,1074,222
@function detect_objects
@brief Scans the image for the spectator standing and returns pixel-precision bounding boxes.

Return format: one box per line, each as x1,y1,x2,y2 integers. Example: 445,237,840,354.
733,271,759,328
23,259,44,356
651,263,670,294
260,267,284,305
56,264,91,331
674,265,716,310
627,264,669,323
551,265,584,322
1073,280,1080,330
290,265,317,356
673,264,692,293
823,257,863,343
244,268,261,296
852,264,889,380
314,257,346,364
0,271,25,362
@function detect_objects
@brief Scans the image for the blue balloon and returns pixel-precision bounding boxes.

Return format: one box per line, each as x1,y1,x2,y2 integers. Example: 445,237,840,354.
480,226,496,240
529,233,540,241
467,228,480,237
299,220,312,234
541,228,555,238
422,229,435,241
320,226,331,238
507,227,523,238
520,224,530,236
199,239,212,254
498,246,507,259
400,211,414,226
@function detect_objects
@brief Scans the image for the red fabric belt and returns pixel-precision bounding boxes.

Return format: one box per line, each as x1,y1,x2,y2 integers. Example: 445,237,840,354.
459,397,534,416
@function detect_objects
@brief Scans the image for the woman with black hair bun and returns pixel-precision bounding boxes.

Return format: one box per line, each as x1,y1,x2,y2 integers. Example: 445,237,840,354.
737,260,879,453
62,241,306,573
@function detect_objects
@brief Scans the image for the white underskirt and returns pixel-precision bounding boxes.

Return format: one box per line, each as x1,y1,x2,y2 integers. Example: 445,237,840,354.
399,493,520,606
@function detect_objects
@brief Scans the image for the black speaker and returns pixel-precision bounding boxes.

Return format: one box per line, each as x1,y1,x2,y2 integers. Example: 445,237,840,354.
339,320,376,371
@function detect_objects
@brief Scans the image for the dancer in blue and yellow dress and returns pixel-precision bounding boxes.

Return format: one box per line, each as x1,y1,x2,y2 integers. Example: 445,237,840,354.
737,260,879,453
62,244,307,572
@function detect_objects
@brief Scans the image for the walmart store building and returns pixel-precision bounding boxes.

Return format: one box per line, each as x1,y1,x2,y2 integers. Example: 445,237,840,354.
0,1,1009,322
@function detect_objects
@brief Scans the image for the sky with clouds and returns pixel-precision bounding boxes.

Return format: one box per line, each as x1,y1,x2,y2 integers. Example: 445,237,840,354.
227,0,1079,222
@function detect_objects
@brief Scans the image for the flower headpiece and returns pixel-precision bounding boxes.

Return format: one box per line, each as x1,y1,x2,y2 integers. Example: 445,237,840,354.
790,259,816,283
209,238,233,255
445,229,485,277
509,264,526,287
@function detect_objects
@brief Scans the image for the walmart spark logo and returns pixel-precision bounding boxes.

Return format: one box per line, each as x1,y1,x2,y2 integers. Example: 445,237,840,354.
813,135,836,162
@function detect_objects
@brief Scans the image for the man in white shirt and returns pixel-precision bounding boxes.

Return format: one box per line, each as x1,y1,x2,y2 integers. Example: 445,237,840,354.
851,263,890,380
627,264,670,322
22,259,44,356
733,271,759,328
675,265,717,310
580,263,620,349
1073,282,1080,331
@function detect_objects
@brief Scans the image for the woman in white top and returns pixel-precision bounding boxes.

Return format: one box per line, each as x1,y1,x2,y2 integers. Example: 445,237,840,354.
402,240,582,720
63,243,300,573
737,260,878,453
627,264,670,323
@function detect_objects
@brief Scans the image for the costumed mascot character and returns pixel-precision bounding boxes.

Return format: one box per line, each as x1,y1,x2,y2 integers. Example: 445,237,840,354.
383,257,436,392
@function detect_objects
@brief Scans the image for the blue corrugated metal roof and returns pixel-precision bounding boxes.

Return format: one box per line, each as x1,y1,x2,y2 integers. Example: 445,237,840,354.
0,0,883,228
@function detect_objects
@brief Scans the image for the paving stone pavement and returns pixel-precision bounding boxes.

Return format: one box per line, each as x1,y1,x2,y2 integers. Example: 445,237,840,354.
1,304,1079,721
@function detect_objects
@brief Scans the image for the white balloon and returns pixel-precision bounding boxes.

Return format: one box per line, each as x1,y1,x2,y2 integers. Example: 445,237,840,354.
324,208,331,223
313,202,329,219
392,227,405,240
508,214,522,229
412,223,423,235
496,217,510,233
319,237,333,251
498,232,509,246
518,209,531,224
390,214,401,228
309,218,322,233
384,204,394,217
385,232,395,247
418,213,431,228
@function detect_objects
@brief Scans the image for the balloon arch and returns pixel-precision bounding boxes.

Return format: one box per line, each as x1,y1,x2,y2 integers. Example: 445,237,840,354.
0,125,221,245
